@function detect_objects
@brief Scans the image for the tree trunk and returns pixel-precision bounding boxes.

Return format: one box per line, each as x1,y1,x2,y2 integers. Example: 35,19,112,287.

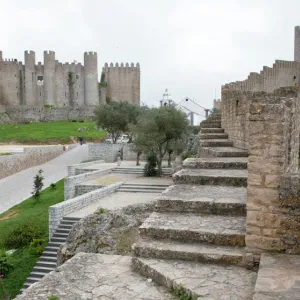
136,151,142,166
157,155,163,176
168,150,173,167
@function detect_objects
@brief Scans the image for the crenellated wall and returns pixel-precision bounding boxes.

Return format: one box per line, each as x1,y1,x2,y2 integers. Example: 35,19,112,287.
101,62,140,105
0,50,141,112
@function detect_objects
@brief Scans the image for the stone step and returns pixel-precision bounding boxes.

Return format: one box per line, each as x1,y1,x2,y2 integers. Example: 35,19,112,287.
42,251,57,257
60,220,78,226
156,184,246,216
50,237,66,243
173,169,248,187
25,277,40,284
53,232,69,238
120,185,168,190
45,243,61,249
183,157,248,169
200,128,224,133
199,133,228,139
200,139,233,147
58,224,73,230
62,217,81,221
39,256,57,263
132,257,257,299
32,266,54,273
29,271,48,279
199,146,248,157
200,123,221,128
117,189,163,193
36,261,57,268
55,228,71,234
139,212,246,246
133,238,247,267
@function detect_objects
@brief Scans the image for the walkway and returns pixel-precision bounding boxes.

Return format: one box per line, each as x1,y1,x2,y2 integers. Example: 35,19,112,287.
0,145,88,214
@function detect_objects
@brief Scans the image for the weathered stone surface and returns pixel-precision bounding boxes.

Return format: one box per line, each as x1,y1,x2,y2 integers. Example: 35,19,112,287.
199,133,228,139
200,128,224,133
57,203,155,266
133,237,248,266
253,253,300,300
200,139,234,147
173,168,248,187
16,253,175,300
132,257,257,299
183,157,248,169
139,212,246,246
199,146,249,157
156,184,246,215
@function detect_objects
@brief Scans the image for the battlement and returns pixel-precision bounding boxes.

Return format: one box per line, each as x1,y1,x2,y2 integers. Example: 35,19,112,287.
25,50,35,55
104,62,140,69
84,51,97,56
44,50,55,55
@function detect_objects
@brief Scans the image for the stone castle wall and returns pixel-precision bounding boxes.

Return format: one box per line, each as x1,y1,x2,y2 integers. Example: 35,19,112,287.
0,51,141,114
0,105,96,124
101,63,140,105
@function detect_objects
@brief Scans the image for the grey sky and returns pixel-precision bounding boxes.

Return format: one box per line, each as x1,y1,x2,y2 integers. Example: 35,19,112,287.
0,0,299,116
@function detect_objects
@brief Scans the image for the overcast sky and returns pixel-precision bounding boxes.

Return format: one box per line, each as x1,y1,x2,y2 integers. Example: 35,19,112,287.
0,0,299,118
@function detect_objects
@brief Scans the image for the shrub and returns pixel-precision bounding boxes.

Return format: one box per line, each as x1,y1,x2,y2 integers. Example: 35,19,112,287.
32,169,44,200
144,152,158,177
71,120,77,122
5,222,42,249
181,152,193,161
48,296,60,300
30,238,46,256
50,183,56,190
78,120,84,123
0,255,13,277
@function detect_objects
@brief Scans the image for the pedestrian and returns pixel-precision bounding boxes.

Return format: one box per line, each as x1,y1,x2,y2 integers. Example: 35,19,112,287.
79,136,83,145
116,150,122,166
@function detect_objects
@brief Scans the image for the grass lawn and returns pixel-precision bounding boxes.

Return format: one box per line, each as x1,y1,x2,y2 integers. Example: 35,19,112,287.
0,180,64,298
0,121,107,144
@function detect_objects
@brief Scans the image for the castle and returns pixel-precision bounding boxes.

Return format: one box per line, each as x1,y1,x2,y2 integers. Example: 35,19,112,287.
223,26,300,92
0,51,140,107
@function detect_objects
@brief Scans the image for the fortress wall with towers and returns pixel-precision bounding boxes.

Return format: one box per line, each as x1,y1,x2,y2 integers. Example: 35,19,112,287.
101,62,140,105
0,50,140,112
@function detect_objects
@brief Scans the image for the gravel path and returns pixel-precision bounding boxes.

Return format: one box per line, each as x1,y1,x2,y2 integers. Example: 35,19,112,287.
0,145,88,214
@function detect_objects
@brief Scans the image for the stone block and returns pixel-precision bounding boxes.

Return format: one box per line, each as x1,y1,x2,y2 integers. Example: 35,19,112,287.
265,175,280,188
248,174,263,186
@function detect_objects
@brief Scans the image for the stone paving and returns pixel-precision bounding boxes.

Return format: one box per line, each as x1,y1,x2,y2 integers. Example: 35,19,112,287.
66,192,158,218
0,145,88,214
253,253,300,300
132,257,257,299
16,253,175,300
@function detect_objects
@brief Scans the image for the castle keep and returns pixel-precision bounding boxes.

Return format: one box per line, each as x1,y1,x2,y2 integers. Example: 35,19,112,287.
0,50,140,108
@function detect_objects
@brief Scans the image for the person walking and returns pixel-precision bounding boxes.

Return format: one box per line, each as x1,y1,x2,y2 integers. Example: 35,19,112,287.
79,136,83,145
116,150,122,166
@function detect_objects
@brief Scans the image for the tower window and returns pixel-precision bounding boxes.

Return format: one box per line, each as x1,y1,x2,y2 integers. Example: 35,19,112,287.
37,75,43,81
77,92,78,97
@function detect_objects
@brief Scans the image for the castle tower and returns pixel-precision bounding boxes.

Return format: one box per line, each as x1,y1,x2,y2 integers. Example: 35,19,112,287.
295,26,300,62
44,51,56,105
0,51,2,62
84,52,99,105
24,50,36,105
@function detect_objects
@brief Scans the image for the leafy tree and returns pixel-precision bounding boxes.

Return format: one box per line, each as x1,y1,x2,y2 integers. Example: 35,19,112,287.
131,106,189,175
94,101,141,144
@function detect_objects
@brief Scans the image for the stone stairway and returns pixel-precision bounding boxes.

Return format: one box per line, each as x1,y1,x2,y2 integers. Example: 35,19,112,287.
117,183,170,193
132,113,258,299
21,216,80,292
112,167,171,175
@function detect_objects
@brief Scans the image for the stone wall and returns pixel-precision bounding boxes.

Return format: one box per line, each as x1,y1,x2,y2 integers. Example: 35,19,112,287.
88,143,123,162
246,88,300,252
49,182,123,238
221,89,251,149
64,167,114,200
67,159,105,176
75,184,103,197
0,105,96,124
0,145,76,179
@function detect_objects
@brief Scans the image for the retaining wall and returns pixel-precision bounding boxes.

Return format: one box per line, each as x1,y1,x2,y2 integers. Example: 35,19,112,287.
0,144,77,179
67,159,105,176
64,167,114,200
49,182,123,238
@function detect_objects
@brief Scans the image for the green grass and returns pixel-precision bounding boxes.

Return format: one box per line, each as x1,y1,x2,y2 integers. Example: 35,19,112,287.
0,121,107,144
0,180,64,298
